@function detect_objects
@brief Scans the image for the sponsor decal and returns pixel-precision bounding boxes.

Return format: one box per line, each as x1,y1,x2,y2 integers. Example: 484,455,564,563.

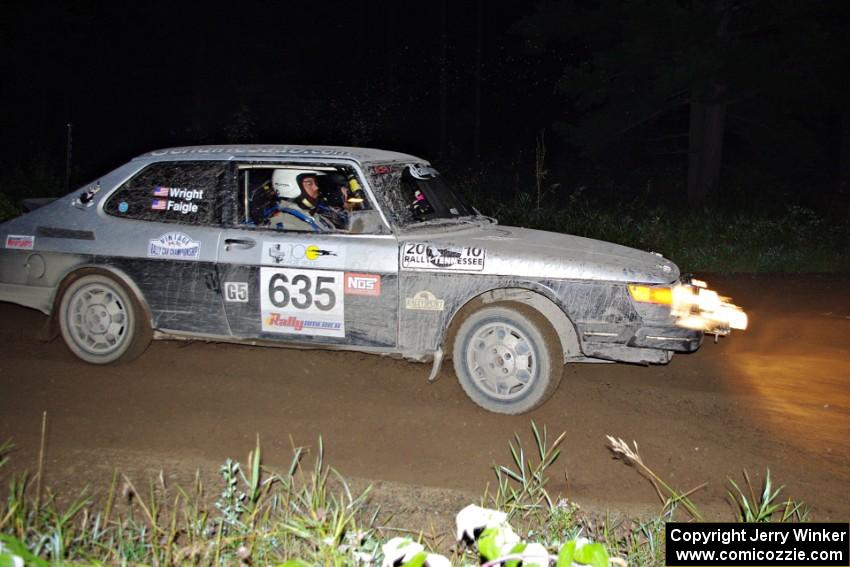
224,282,249,303
149,147,357,158
118,201,129,213
344,273,381,296
408,164,438,179
402,242,486,271
147,231,201,259
262,241,346,267
5,235,34,250
405,290,445,311
260,267,345,337
371,165,392,175
264,313,343,333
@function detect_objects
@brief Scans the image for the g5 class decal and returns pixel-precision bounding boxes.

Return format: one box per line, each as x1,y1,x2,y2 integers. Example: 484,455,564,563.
224,282,249,303
260,267,345,337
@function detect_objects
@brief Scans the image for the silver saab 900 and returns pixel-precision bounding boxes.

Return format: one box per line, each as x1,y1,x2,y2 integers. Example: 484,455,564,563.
0,145,746,414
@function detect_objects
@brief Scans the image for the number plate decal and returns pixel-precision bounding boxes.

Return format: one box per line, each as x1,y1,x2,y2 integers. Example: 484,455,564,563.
260,267,345,337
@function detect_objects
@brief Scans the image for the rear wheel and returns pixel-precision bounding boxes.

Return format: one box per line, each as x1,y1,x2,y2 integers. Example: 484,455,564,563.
58,274,151,364
452,303,563,414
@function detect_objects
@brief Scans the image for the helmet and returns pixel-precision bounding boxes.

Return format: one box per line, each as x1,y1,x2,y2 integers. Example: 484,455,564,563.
271,169,323,200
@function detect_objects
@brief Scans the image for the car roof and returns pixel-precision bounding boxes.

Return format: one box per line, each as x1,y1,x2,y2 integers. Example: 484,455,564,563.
133,145,423,165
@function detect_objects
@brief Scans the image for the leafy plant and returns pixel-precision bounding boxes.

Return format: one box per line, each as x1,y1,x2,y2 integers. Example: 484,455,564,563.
607,436,704,520
728,469,809,523
489,422,565,520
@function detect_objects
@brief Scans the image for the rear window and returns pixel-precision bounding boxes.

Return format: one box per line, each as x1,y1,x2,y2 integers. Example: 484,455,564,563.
105,161,225,225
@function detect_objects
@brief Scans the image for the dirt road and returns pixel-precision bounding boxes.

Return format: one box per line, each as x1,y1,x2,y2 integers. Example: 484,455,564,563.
1,274,848,522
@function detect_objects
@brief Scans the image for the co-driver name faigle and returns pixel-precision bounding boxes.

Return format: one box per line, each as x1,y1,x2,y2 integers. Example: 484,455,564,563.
670,526,848,547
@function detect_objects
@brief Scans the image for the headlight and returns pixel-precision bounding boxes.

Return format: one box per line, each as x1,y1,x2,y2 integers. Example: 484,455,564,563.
627,284,673,305
628,280,748,333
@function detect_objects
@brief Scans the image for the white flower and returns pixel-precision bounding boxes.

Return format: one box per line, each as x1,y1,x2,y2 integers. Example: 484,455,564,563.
455,504,508,542
424,553,452,567
0,543,24,567
352,550,375,564
517,542,552,567
381,537,424,567
491,525,521,555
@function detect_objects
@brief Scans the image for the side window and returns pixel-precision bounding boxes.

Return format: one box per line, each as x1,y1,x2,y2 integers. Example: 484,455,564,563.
234,164,378,233
105,161,224,225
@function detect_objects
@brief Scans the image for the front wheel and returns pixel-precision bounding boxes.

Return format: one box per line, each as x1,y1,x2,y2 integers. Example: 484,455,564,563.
58,274,152,364
452,303,563,414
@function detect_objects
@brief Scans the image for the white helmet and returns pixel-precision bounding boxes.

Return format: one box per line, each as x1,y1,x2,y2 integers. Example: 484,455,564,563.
271,169,322,199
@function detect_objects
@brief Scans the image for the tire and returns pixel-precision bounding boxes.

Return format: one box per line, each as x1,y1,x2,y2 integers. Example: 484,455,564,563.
58,274,152,364
452,303,564,414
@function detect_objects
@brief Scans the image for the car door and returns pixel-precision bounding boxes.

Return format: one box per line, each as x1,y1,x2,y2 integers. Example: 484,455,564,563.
215,162,399,349
101,159,230,335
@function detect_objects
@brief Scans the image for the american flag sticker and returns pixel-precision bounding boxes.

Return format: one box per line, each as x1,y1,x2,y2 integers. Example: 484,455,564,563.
152,186,170,197
151,199,167,211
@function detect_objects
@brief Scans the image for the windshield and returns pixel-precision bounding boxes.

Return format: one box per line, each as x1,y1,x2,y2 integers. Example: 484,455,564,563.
366,163,476,229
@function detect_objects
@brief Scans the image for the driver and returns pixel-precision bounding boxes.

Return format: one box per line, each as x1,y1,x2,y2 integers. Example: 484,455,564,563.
267,169,335,232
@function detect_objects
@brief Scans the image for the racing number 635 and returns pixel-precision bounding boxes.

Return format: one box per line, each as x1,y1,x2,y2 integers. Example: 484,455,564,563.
268,273,336,311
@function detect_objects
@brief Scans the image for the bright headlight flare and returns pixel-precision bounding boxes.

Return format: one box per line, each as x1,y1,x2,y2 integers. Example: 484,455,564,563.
627,284,673,305
669,281,748,333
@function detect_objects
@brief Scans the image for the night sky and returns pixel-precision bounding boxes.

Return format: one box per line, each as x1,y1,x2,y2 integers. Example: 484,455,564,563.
1,1,848,210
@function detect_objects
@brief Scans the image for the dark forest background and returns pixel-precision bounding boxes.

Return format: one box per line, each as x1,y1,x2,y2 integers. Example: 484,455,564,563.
1,0,849,222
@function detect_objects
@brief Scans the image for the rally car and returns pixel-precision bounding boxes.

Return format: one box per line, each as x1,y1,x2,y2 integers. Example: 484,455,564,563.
0,145,746,414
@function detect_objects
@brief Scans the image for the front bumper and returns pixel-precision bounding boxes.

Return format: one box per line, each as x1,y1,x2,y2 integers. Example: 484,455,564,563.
576,319,702,365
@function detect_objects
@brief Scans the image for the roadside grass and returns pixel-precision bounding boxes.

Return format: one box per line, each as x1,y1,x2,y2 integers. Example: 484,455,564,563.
481,196,850,274
2,184,848,273
0,425,809,566
0,193,20,223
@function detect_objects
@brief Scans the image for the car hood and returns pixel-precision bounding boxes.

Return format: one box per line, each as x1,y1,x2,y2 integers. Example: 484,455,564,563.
404,223,680,284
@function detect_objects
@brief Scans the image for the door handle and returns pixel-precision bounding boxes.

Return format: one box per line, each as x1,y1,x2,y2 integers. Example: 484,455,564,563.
224,238,256,251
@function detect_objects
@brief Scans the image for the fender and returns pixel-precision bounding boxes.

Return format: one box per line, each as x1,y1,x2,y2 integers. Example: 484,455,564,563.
444,286,582,363
42,263,154,341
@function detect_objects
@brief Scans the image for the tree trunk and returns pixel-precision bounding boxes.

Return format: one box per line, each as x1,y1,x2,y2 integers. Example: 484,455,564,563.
687,0,729,205
439,0,448,157
687,94,726,204
473,0,483,161
840,109,850,192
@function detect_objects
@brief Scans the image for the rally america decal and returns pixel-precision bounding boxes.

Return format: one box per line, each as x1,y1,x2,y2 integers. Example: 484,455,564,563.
401,242,485,271
260,267,345,338
5,235,34,250
148,231,201,259
262,241,346,268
